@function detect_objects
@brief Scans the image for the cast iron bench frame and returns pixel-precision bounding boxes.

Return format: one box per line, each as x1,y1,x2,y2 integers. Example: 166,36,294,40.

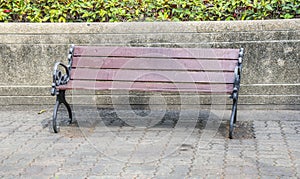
51,45,244,139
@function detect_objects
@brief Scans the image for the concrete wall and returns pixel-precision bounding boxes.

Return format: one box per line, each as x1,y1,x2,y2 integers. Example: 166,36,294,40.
0,20,299,107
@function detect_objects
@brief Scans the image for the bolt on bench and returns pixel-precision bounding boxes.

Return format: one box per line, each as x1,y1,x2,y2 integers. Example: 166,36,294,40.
51,45,244,139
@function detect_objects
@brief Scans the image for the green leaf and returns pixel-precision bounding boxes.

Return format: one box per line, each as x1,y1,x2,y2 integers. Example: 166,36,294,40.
265,4,273,11
226,16,234,21
59,16,66,22
283,13,294,19
82,12,90,18
42,16,50,22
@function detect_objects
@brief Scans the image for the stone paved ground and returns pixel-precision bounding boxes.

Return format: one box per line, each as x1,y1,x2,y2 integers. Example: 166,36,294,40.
0,105,300,178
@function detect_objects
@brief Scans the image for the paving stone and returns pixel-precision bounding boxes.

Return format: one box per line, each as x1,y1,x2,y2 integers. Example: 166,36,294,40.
189,168,223,176
155,165,173,176
205,174,223,179
224,174,259,179
54,173,88,179
224,166,241,175
0,165,25,176
242,151,257,157
168,173,189,179
254,135,270,140
261,154,290,160
124,164,156,175
208,158,225,165
274,159,293,167
170,165,190,175
19,173,49,179
241,166,259,175
24,165,44,175
41,165,59,175
260,166,295,176
260,175,279,179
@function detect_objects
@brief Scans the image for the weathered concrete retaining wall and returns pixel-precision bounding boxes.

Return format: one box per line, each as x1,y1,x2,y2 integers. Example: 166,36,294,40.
0,20,299,107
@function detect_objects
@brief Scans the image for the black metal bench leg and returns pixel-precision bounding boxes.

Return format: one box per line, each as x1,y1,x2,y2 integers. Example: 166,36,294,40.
59,91,73,124
234,105,237,124
229,98,237,139
52,90,72,133
52,99,60,133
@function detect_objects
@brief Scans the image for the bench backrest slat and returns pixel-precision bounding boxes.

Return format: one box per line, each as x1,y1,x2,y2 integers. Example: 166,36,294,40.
74,46,239,59
72,57,237,72
70,69,234,83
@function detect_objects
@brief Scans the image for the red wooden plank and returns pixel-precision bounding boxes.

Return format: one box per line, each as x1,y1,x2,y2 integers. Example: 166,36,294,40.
58,80,233,93
70,69,234,83
72,57,237,72
73,46,239,59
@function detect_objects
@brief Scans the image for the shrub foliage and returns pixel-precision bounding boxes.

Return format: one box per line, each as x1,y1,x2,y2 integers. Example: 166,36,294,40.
0,0,299,22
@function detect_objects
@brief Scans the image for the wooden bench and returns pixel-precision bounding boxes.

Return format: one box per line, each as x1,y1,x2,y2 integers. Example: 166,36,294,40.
51,45,244,138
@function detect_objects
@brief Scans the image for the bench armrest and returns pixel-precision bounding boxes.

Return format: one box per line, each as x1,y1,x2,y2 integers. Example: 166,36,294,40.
231,48,244,99
51,62,70,96
51,45,75,96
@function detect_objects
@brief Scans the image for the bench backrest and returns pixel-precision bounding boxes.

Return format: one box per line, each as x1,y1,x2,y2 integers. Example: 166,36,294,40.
68,46,241,94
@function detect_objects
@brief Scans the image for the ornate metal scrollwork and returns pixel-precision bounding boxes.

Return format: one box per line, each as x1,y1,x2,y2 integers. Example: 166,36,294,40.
51,62,70,96
234,48,244,90
51,45,75,96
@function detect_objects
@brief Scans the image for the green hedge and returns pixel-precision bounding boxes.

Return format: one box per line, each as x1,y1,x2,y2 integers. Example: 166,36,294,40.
0,0,299,22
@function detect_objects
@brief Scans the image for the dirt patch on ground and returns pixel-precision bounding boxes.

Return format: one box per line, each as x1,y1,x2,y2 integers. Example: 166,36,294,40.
220,120,255,139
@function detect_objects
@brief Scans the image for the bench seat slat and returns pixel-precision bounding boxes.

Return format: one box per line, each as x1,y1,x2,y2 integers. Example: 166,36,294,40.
58,80,233,93
70,69,234,84
72,57,237,72
74,46,239,60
